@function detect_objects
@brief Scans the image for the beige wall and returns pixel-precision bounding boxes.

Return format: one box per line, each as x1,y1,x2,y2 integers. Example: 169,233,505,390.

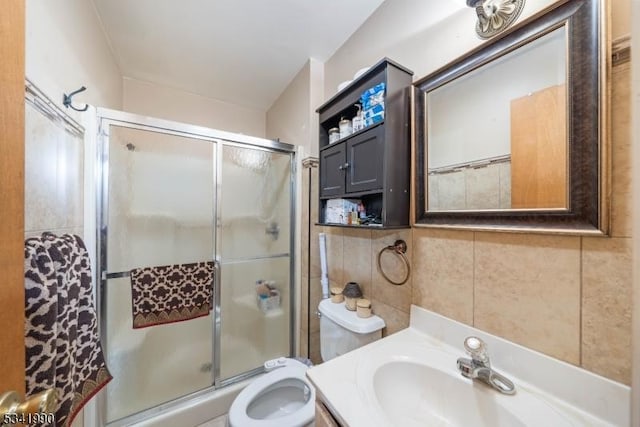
301,0,633,385
26,0,122,113
266,61,310,146
266,59,324,152
123,77,267,137
324,0,630,103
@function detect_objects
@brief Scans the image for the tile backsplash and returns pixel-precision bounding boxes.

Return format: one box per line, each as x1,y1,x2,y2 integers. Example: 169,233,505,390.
299,58,631,385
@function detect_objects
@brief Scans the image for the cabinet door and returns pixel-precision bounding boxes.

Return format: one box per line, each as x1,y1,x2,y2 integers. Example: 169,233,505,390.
320,143,346,197
346,126,384,193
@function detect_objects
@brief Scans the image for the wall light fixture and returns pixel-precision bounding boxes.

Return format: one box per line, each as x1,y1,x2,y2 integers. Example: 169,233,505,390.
466,0,526,39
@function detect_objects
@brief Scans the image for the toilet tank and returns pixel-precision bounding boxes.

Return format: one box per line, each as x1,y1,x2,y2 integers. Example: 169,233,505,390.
318,298,385,362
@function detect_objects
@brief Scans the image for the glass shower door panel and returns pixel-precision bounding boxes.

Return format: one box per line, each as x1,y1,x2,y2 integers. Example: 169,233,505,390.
219,145,292,381
219,257,291,379
104,126,215,422
219,146,292,260
107,127,215,272
105,278,214,422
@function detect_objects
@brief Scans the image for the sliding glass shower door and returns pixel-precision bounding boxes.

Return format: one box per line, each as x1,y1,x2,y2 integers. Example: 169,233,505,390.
217,145,293,382
103,125,216,422
97,110,295,426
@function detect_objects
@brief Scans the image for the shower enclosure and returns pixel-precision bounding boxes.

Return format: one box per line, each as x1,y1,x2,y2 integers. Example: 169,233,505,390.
95,109,295,425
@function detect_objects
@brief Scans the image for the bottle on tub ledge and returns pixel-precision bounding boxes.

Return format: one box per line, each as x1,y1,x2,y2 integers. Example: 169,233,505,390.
255,280,280,313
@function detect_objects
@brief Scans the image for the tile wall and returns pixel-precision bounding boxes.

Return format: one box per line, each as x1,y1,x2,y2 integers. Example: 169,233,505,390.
300,57,632,385
429,161,511,210
24,102,84,239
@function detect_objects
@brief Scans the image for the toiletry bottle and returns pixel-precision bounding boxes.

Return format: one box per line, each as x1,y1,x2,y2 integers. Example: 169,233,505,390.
358,202,366,219
352,104,363,132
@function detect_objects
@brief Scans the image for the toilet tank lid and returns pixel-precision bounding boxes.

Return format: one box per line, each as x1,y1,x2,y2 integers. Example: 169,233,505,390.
319,299,385,334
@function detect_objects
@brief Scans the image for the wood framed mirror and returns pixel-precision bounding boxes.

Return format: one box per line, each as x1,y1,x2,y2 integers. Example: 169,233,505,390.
413,0,609,234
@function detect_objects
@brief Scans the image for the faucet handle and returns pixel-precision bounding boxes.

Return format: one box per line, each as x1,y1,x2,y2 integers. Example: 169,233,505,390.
464,336,490,366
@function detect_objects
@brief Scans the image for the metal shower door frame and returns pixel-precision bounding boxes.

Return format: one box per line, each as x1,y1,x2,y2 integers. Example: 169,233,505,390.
94,108,296,426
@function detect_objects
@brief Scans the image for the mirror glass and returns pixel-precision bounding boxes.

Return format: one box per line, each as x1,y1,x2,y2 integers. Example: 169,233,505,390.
414,0,606,234
426,26,567,212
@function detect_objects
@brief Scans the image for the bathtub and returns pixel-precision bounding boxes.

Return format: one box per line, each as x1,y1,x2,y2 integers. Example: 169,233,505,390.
132,379,252,427
105,319,268,426
105,330,263,426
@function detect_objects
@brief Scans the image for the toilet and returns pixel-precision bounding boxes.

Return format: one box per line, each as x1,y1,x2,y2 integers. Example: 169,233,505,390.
317,298,385,362
228,358,315,427
228,299,385,427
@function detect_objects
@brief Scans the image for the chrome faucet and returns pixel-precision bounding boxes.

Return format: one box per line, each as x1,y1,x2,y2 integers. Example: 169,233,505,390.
456,336,516,395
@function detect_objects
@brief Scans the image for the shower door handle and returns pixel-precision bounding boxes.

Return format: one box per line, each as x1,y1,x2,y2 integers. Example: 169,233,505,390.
212,258,222,383
213,260,221,307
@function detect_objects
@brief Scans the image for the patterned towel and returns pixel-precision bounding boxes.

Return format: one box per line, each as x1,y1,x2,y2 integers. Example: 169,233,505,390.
25,233,112,427
130,261,214,329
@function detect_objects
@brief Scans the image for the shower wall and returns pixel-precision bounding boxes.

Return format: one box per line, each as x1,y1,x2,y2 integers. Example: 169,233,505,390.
24,102,84,240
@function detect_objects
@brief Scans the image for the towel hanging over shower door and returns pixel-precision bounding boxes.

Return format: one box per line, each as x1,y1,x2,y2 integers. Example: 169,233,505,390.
24,233,112,427
130,261,215,329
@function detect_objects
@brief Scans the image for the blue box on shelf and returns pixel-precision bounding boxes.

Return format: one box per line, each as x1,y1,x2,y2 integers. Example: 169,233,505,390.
361,82,385,127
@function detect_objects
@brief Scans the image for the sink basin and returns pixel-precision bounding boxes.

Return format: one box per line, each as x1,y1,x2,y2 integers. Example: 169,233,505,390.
373,360,525,427
357,346,599,427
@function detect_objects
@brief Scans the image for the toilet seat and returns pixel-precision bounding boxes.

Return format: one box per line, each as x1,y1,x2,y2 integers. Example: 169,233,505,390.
228,359,315,427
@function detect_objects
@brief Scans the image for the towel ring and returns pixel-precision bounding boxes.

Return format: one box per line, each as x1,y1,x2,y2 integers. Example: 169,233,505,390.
376,239,410,286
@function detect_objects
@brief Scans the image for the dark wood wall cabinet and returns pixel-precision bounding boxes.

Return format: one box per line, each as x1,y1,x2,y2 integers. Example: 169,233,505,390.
317,58,413,229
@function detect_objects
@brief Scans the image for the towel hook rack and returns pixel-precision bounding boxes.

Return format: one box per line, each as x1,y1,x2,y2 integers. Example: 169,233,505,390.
376,239,411,286
63,86,89,112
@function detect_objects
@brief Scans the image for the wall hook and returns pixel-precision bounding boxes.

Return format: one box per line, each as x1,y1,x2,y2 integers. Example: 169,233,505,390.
63,86,89,112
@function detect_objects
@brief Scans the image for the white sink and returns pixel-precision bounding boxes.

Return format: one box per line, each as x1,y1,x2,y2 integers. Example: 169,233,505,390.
373,360,524,426
306,305,630,427
362,348,579,427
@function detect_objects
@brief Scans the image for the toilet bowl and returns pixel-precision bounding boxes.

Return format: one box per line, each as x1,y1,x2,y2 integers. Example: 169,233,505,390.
228,358,315,427
228,301,384,426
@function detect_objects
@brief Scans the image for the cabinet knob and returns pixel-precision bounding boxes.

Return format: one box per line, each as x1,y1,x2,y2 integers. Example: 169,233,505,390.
338,162,350,171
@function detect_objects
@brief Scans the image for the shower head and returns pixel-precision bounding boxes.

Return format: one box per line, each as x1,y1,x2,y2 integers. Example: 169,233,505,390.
126,143,136,151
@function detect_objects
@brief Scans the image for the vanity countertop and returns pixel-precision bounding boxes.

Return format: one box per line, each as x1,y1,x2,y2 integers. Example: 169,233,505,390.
306,305,630,427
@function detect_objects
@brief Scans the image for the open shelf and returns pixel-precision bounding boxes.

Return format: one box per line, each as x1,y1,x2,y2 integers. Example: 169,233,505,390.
315,223,409,230
319,189,382,201
319,121,384,152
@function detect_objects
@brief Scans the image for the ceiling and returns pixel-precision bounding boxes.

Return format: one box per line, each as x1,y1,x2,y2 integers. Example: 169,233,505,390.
92,0,387,110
